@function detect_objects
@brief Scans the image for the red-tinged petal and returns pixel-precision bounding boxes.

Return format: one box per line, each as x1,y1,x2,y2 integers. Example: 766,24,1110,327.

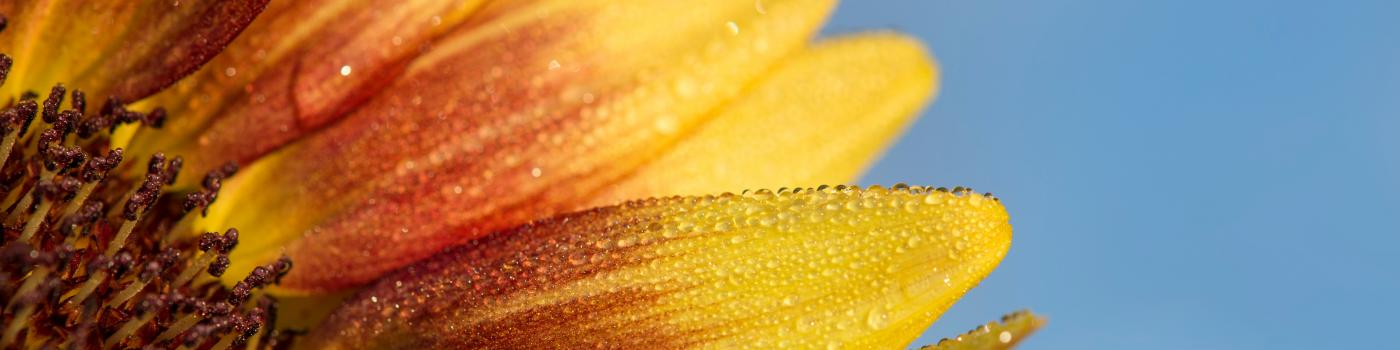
0,0,268,103
307,186,1013,349
124,0,487,177
203,0,836,293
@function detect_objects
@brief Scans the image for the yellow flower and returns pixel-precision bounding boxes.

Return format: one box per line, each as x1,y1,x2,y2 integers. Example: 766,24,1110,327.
0,0,1040,348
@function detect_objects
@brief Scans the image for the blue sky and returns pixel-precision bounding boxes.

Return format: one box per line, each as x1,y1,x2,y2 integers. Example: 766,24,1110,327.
828,1,1400,348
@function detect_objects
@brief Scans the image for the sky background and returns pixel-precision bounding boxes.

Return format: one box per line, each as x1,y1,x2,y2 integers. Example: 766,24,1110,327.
827,1,1400,348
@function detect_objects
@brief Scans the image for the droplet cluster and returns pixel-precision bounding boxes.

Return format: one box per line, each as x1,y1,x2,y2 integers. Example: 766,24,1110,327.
0,16,293,349
311,185,1012,349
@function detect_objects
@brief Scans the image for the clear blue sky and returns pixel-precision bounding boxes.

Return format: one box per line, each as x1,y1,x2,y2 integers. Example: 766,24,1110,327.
828,1,1400,348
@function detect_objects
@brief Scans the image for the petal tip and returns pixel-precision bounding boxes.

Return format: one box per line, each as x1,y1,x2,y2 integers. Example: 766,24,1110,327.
921,310,1046,350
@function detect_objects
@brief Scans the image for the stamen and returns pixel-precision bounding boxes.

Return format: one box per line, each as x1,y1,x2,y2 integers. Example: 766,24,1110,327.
0,99,36,176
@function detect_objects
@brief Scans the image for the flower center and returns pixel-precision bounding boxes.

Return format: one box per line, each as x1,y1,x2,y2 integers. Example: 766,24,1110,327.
0,14,295,349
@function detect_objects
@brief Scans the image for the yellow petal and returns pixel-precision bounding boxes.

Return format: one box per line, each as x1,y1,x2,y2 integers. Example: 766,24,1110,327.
203,0,835,293
307,186,1013,349
921,310,1046,350
587,32,938,207
123,0,487,178
0,0,269,102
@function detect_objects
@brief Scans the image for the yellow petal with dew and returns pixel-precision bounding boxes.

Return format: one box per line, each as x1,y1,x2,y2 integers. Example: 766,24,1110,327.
588,32,938,206
203,0,836,293
307,186,1013,349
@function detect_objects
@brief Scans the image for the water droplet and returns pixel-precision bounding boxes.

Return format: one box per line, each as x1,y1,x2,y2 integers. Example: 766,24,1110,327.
726,21,740,35
759,217,777,226
616,236,637,248
796,316,817,332
674,77,697,97
866,305,890,330
654,115,678,134
999,331,1013,343
714,222,732,231
339,65,352,76
906,235,923,249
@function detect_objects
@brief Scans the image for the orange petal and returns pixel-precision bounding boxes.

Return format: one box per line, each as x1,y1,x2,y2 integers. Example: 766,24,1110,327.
0,0,268,102
307,186,1013,349
204,0,835,293
124,0,487,178
587,32,938,207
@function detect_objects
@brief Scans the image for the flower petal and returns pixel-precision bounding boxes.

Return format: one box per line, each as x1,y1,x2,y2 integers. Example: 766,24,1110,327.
587,32,938,207
204,0,835,292
307,186,1013,349
0,0,269,102
920,310,1046,350
124,0,487,176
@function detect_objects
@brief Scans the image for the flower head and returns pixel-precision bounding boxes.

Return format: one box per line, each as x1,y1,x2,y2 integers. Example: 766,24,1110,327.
0,0,1039,348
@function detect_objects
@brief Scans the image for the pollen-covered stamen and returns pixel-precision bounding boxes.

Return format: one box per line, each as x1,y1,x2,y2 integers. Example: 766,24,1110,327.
59,148,121,220
0,99,36,175
185,161,238,217
69,90,85,118
0,54,11,88
40,85,65,125
104,247,179,309
99,96,168,131
0,42,293,348
16,176,80,242
229,256,292,307
173,229,239,287
107,153,179,257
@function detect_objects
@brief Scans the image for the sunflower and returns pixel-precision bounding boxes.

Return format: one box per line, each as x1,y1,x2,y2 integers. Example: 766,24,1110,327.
0,0,1040,348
